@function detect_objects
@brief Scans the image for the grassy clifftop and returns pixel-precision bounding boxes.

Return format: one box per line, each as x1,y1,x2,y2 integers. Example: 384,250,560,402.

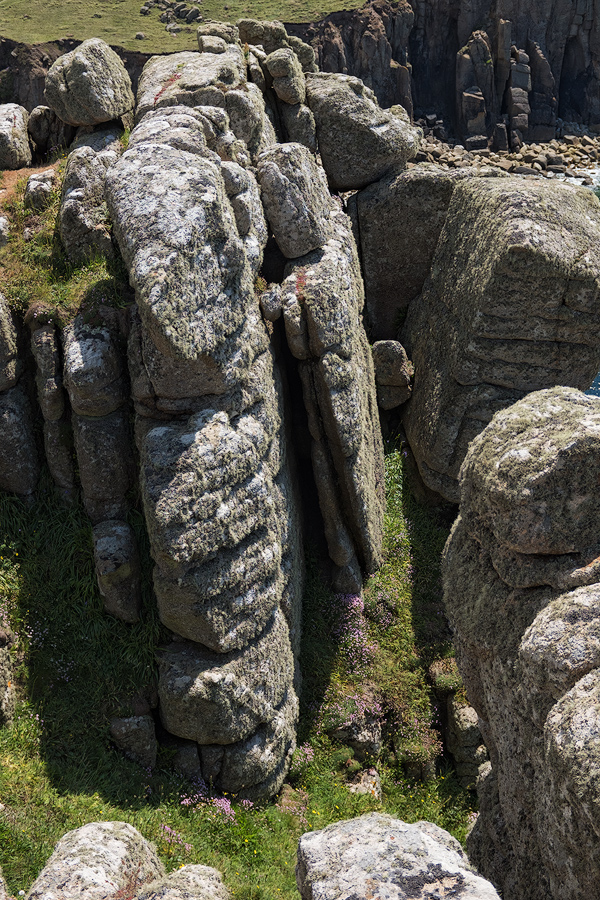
0,0,349,52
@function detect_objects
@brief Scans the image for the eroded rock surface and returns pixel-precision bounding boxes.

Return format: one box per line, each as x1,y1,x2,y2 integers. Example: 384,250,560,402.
0,103,31,169
296,812,500,899
402,177,600,501
106,97,302,798
443,387,600,900
59,125,122,264
282,207,384,591
137,866,230,900
44,38,134,127
26,821,164,900
305,73,421,190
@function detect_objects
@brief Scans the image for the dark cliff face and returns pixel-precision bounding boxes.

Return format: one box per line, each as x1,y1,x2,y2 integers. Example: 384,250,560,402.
288,0,600,132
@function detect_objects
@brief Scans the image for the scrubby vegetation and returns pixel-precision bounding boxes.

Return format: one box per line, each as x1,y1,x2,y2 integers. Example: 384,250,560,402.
0,162,474,899
0,162,132,326
0,0,346,53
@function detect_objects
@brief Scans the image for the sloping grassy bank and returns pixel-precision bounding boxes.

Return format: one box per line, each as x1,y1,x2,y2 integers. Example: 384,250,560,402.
0,0,347,53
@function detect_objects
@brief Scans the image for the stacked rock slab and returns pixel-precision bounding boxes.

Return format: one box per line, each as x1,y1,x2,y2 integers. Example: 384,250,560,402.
348,164,503,340
62,312,139,623
59,126,124,264
30,318,75,501
26,822,165,900
105,70,303,797
402,177,600,502
0,103,32,169
443,387,600,900
0,293,39,495
281,205,385,592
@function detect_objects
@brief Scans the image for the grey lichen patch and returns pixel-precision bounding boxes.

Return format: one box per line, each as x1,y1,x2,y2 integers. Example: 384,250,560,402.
26,821,164,900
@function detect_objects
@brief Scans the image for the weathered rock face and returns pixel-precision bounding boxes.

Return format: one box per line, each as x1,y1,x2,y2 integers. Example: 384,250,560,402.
0,24,388,803
136,865,230,900
282,207,385,592
44,38,134,127
59,125,122,264
288,1,415,113
133,48,275,163
257,142,332,259
296,812,500,899
402,176,600,502
93,521,141,623
443,387,600,900
27,104,76,157
24,168,56,211
371,340,413,410
350,164,481,339
105,97,303,799
26,821,164,900
0,102,31,169
305,73,421,191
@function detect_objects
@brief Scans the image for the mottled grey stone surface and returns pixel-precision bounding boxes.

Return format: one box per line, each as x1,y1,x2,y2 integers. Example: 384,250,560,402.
93,521,141,623
31,324,64,422
444,387,600,900
26,821,164,900
158,609,293,745
24,169,56,212
296,812,500,899
0,103,31,169
44,39,134,126
137,865,230,900
59,126,122,265
305,73,421,191
403,178,600,502
72,409,134,523
283,207,384,591
63,316,126,417
257,142,331,258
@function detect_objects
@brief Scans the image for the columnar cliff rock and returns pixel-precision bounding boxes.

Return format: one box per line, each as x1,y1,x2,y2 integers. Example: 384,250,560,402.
401,176,600,502
443,387,600,900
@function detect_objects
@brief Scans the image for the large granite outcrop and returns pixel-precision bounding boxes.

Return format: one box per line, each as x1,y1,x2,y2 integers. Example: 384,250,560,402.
349,164,503,340
296,812,500,899
443,387,600,900
402,177,600,502
0,27,389,802
305,73,421,191
105,100,302,799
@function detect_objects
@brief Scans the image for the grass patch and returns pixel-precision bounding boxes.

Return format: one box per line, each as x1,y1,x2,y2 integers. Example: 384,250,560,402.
0,444,473,894
0,0,349,53
0,162,132,324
